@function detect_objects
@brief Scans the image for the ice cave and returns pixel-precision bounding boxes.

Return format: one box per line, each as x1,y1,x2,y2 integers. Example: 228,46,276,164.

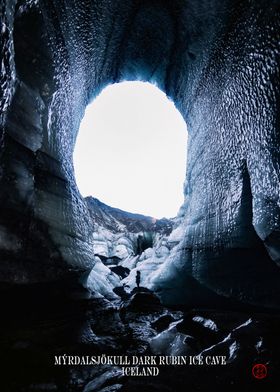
1,1,280,391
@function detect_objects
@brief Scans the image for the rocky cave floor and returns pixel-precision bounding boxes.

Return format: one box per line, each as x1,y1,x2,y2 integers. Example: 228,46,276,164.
1,286,280,392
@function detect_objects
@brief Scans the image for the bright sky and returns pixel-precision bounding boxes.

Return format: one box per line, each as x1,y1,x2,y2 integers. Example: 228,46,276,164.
73,81,187,219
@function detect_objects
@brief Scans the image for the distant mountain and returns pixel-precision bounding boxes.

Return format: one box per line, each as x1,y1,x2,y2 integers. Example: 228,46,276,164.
85,196,173,235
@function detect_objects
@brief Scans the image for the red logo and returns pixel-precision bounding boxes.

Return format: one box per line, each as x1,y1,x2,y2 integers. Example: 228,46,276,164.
252,364,267,379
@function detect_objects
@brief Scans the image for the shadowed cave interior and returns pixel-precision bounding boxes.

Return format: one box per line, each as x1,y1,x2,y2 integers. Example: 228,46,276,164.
1,0,280,391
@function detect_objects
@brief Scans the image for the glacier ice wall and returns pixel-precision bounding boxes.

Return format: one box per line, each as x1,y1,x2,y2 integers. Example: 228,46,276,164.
0,0,280,307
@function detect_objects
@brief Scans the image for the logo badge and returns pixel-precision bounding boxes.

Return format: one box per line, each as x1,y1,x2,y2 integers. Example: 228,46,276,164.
252,364,267,379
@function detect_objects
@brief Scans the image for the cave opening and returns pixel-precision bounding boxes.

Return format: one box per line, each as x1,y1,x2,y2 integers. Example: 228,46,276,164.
74,81,187,219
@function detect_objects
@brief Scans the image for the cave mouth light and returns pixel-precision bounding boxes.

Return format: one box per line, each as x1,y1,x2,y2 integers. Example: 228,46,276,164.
73,81,187,219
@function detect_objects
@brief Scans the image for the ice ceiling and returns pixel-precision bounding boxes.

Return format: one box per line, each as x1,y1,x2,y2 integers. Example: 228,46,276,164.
73,81,187,218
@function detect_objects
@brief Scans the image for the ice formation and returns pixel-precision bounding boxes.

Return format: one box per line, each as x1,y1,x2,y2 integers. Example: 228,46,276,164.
0,0,280,308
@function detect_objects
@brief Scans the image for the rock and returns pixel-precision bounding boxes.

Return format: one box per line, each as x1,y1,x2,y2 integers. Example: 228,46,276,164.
83,369,123,392
131,286,151,294
121,290,162,312
150,321,199,355
151,315,177,332
198,317,271,365
110,266,130,279
29,384,58,391
113,286,131,300
192,316,219,332
175,314,222,347
99,385,123,392
90,310,126,337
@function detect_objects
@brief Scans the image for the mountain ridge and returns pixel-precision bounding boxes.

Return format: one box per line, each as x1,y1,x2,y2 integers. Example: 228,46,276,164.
85,196,173,235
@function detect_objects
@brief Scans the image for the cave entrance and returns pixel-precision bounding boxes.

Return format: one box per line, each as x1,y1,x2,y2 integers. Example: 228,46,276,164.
73,81,187,219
